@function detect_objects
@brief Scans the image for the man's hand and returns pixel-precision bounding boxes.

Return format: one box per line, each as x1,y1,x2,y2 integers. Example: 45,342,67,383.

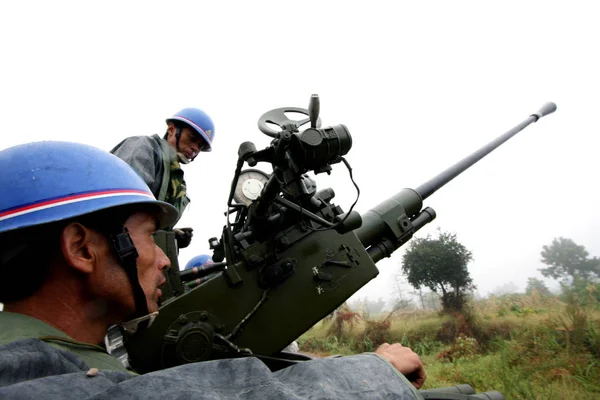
375,343,426,389
174,228,193,249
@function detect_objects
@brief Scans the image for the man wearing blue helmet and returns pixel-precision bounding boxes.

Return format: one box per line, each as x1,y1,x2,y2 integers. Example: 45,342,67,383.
0,141,426,399
111,108,215,249
0,141,179,372
184,254,213,270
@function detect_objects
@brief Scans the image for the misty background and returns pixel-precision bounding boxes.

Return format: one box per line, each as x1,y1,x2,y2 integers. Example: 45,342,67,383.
1,1,598,309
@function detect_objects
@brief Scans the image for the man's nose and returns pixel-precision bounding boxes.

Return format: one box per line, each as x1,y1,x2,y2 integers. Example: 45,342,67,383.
157,246,171,271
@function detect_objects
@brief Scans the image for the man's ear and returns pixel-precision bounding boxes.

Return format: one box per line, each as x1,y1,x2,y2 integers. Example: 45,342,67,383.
60,223,101,274
166,122,176,138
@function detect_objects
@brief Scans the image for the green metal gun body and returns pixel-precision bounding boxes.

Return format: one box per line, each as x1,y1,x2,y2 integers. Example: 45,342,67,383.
124,101,556,376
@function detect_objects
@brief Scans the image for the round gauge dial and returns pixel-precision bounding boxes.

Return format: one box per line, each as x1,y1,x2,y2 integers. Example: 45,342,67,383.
233,169,270,206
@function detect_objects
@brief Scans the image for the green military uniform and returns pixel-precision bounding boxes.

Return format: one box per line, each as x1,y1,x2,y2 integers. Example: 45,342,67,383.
0,311,130,373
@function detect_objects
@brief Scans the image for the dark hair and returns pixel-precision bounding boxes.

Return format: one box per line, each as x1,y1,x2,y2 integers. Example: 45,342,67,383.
0,223,61,303
164,120,189,139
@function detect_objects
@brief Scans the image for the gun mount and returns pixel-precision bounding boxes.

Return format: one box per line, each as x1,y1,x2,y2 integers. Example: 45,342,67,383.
122,96,556,393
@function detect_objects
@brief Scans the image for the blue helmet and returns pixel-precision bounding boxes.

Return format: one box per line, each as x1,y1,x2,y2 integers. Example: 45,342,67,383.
167,108,215,152
0,141,178,235
185,254,213,270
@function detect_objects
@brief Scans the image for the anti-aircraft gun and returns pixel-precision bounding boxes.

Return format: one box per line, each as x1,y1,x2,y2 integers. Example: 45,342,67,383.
122,95,556,399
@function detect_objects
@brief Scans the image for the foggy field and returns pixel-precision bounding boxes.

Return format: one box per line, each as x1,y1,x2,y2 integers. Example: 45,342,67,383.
298,292,600,399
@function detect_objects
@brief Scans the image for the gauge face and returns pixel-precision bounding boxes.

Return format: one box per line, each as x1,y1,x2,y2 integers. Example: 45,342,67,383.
233,169,270,206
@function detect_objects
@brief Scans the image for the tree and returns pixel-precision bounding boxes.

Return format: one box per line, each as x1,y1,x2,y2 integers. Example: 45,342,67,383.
347,297,389,316
421,290,442,311
491,281,519,296
391,274,419,310
361,297,386,315
525,277,552,297
539,237,600,283
401,229,473,313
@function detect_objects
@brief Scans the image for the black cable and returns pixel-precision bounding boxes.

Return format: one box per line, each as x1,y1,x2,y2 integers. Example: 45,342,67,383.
299,156,360,232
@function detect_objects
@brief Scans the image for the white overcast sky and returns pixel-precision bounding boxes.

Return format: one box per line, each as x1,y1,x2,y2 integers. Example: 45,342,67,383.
1,1,598,300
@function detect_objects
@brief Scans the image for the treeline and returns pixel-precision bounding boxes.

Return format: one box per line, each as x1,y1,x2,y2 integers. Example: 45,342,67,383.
363,231,600,315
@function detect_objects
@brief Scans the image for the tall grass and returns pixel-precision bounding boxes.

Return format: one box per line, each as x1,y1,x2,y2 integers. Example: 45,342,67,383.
298,292,600,399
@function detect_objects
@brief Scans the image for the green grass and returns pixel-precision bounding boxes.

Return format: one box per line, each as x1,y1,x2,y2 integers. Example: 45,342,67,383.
298,294,600,399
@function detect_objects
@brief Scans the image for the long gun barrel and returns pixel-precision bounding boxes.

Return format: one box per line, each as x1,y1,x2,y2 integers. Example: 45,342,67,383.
355,102,557,262
124,99,557,377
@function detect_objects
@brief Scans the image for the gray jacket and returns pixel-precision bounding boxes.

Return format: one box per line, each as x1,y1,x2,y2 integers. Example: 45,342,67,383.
111,135,170,200
111,134,190,226
0,338,421,399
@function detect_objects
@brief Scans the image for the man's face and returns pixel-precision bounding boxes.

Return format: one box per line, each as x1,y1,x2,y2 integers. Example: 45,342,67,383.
166,123,208,160
91,212,170,318
124,212,170,313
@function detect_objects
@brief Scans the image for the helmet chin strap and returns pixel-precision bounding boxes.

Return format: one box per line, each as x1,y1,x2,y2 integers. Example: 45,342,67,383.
173,126,194,164
110,227,155,333
177,152,191,164
174,127,182,151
